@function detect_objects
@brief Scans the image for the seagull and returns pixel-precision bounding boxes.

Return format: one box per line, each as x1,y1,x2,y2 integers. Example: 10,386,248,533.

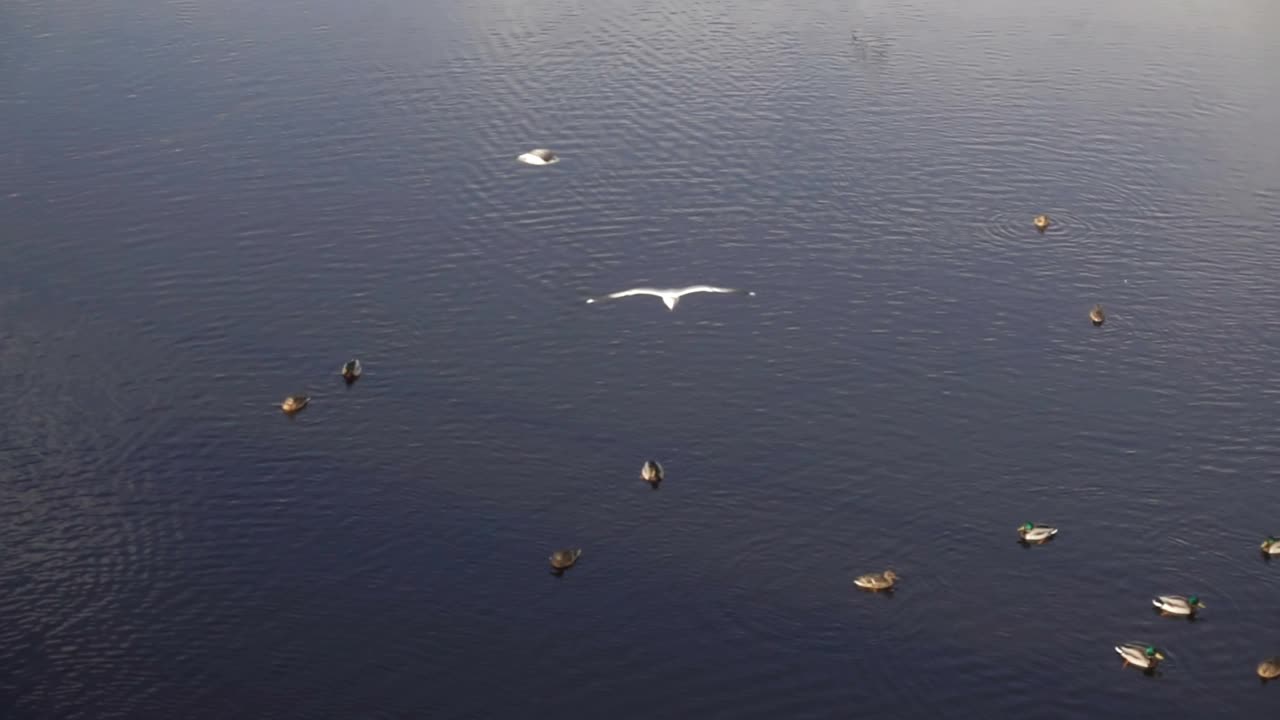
517,148,559,166
585,286,755,311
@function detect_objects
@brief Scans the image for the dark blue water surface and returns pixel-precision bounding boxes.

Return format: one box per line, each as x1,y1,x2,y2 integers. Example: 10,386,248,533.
4,0,1280,717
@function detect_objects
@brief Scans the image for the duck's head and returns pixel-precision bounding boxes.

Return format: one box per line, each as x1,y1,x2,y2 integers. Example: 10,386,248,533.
1019,522,1034,532
1144,646,1165,661
883,570,898,581
1264,536,1278,548
1188,595,1204,609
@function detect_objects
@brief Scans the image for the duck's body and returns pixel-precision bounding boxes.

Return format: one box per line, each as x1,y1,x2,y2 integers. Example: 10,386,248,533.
1017,522,1059,544
1258,658,1280,680
549,548,582,571
1115,642,1165,669
1033,214,1050,232
1261,536,1280,555
853,570,898,591
1090,304,1106,326
281,395,310,414
517,148,559,166
1152,594,1205,616
641,460,664,484
341,359,362,383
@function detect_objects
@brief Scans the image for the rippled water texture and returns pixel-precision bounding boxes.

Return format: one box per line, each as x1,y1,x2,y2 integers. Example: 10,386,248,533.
3,0,1280,717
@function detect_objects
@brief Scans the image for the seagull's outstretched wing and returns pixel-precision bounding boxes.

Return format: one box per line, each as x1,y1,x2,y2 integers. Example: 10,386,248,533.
585,288,664,304
674,285,753,297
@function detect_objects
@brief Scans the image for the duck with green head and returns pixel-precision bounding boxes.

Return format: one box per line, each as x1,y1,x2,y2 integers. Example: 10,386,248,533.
1115,642,1165,669
1152,594,1205,616
341,359,362,383
1017,522,1058,544
1261,536,1280,555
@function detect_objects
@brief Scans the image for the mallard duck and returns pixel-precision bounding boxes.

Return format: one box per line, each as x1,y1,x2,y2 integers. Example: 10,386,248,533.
517,148,559,166
281,395,310,414
1089,304,1105,326
853,570,898,591
1017,522,1058,544
549,548,582,571
1152,595,1205,616
641,460,664,483
1115,642,1165,669
1261,536,1280,555
1258,657,1280,680
1033,214,1050,232
341,359,362,383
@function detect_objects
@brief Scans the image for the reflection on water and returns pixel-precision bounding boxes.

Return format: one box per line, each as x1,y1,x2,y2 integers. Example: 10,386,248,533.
2,0,1280,717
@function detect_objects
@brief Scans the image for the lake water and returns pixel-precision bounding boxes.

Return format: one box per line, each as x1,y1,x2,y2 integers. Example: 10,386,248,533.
3,0,1280,717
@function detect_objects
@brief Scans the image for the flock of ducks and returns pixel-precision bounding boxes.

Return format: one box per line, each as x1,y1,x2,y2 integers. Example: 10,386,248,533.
275,152,1280,683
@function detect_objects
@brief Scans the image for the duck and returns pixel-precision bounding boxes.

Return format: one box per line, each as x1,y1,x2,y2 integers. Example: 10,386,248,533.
1261,536,1280,555
1258,657,1280,680
280,395,310,414
549,548,582,571
1151,595,1205,616
641,460,664,484
1115,642,1165,669
1090,304,1105,326
1033,214,1050,232
1017,522,1059,544
341,358,362,383
853,570,898,591
517,148,559,166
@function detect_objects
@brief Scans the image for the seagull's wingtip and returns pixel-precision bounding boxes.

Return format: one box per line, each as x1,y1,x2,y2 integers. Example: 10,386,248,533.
585,298,595,304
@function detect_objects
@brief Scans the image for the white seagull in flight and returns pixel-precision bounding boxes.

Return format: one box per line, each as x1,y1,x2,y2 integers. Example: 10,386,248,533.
585,285,755,311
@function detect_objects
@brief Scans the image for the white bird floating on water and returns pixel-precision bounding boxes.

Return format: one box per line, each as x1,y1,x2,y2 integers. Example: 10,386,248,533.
585,286,755,311
517,148,559,166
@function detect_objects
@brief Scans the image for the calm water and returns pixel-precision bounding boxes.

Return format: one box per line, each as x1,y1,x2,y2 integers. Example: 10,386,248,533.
3,0,1280,717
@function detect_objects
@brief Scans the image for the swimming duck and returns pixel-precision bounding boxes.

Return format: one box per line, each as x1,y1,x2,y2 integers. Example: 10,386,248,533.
549,548,582,571
281,395,310,414
341,359,362,383
1115,642,1165,669
853,570,898,591
1033,215,1050,232
641,460,664,483
517,148,559,166
1152,595,1205,616
1017,522,1058,544
1090,304,1105,326
1258,657,1280,680
1261,536,1280,555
